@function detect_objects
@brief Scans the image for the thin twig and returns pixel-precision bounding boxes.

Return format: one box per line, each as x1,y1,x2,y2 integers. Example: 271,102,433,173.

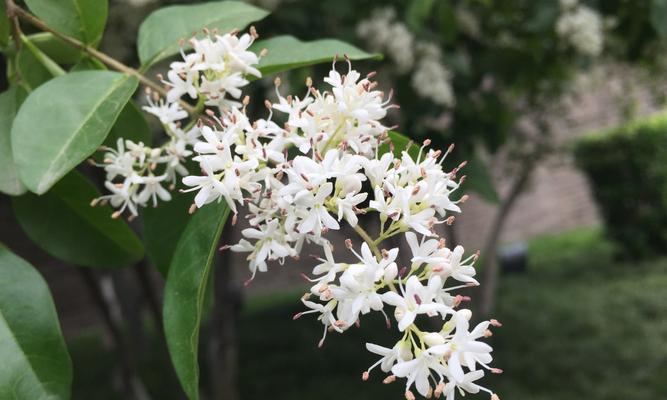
6,1,197,115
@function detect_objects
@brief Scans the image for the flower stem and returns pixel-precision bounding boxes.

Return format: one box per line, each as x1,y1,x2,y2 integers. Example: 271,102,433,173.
5,1,198,115
352,224,382,260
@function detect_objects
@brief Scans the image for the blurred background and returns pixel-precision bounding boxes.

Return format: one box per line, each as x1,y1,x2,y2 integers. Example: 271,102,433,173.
1,0,667,399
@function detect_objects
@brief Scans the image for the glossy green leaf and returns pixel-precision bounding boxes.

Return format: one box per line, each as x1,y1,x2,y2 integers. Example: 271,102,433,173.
24,0,108,44
137,1,268,67
12,71,138,194
27,32,83,64
12,171,144,268
0,88,26,195
143,191,193,276
0,244,72,400
164,201,230,400
251,35,380,76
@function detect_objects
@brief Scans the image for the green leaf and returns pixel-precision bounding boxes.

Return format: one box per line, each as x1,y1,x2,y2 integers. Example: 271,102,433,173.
12,171,144,268
16,43,54,91
16,35,66,91
0,2,9,50
104,100,152,147
137,1,268,67
70,55,106,72
381,130,419,159
143,191,193,276
0,244,72,400
164,201,230,400
651,0,667,38
0,88,27,195
24,0,108,44
251,35,380,76
27,32,83,64
12,71,138,194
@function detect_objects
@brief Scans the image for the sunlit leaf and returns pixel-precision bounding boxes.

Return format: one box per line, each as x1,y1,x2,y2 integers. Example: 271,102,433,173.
12,71,138,194
137,1,268,67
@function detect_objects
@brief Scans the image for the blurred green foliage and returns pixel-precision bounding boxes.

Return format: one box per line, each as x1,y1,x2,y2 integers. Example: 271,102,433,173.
574,112,667,258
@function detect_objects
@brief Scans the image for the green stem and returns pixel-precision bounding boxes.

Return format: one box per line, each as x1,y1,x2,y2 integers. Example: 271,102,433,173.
20,34,66,77
352,224,382,260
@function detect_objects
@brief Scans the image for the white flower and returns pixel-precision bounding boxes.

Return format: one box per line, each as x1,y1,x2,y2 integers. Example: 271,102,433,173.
142,98,188,125
391,347,447,397
164,69,198,103
134,174,171,207
431,310,494,383
100,180,138,217
335,192,367,227
365,341,413,374
382,275,449,331
296,182,339,235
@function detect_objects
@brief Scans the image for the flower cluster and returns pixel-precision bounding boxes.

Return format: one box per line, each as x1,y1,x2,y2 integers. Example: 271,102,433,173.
95,27,501,398
179,56,500,397
357,7,455,107
93,29,263,217
556,0,604,57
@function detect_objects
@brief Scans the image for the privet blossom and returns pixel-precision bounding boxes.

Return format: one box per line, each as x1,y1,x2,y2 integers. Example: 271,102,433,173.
92,29,264,217
94,29,501,399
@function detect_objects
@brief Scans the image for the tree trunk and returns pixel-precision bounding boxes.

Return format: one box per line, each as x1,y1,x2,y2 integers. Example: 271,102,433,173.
478,167,532,316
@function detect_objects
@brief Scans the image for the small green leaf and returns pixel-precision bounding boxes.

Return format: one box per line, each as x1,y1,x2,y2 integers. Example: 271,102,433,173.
12,171,144,268
164,201,230,400
0,88,26,195
0,244,72,400
381,130,419,159
12,71,138,194
251,35,379,76
651,0,667,38
137,1,268,67
27,32,83,64
24,0,108,44
143,191,193,276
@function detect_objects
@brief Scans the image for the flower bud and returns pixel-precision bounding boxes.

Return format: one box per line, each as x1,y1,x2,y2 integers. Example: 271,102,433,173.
423,332,445,347
337,175,362,196
384,263,398,282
